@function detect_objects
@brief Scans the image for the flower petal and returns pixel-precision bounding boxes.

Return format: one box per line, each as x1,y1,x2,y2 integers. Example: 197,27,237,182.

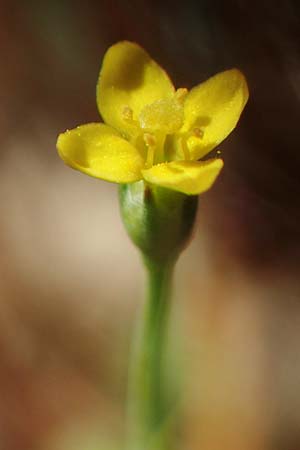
182,69,249,160
142,159,224,195
57,123,144,183
97,41,175,137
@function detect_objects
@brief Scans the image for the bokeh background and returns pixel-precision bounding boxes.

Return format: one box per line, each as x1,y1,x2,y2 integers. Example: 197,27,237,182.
1,0,300,449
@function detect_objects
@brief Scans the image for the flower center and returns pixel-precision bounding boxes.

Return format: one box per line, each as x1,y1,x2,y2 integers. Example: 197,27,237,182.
138,88,187,134
121,89,204,167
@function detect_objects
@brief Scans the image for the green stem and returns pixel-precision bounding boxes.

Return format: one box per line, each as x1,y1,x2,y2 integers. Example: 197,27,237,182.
127,256,176,450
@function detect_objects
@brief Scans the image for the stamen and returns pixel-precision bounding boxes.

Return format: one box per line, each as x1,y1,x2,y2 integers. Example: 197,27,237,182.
180,137,190,161
175,88,188,104
143,133,156,147
122,105,134,121
143,133,157,168
181,128,204,161
192,127,204,139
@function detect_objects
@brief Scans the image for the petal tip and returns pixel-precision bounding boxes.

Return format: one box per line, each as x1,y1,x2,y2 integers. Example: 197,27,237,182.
229,67,249,104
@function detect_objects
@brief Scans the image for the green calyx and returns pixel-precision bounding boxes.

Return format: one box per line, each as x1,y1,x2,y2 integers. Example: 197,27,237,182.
119,181,198,263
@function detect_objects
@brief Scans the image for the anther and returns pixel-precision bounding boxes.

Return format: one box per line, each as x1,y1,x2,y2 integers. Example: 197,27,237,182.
175,88,188,104
122,105,133,121
192,127,204,139
143,133,157,147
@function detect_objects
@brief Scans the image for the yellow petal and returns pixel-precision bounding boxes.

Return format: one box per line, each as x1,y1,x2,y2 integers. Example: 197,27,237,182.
182,69,249,160
57,123,144,183
142,159,224,195
97,41,175,137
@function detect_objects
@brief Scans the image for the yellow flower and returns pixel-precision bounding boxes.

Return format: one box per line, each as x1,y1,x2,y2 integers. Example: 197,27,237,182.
57,41,248,195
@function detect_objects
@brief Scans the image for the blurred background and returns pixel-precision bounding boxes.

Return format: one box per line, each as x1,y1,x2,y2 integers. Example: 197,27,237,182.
0,0,300,449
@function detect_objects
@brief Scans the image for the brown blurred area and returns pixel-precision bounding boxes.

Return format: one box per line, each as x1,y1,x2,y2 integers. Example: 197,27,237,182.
0,0,300,449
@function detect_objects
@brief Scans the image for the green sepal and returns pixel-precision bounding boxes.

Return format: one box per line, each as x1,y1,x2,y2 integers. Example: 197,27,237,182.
119,181,198,263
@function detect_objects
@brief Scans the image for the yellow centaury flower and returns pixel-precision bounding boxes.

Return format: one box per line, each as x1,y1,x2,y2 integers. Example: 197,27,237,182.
57,41,249,195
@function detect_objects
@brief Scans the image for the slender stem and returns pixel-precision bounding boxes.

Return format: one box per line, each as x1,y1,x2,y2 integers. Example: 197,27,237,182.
127,256,176,450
